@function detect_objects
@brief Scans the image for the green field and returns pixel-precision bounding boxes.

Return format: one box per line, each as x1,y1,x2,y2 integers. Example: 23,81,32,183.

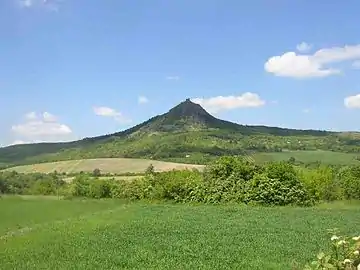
3,158,204,174
1,197,359,269
251,150,359,165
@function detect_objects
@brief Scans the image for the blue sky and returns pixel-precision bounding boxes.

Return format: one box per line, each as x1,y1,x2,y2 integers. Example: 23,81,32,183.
1,0,360,145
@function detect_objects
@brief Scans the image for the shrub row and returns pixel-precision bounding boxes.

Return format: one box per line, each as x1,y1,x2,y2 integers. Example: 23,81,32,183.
1,156,360,206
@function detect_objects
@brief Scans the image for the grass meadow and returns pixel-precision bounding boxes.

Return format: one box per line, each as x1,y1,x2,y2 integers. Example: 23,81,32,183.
252,150,359,165
1,196,360,269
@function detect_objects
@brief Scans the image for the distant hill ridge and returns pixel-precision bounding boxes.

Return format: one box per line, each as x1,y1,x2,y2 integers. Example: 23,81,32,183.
85,98,330,139
1,99,360,167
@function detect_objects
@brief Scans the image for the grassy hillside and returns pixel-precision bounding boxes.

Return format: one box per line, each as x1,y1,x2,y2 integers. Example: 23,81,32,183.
1,99,360,167
4,131,360,168
1,197,360,269
251,150,360,165
2,158,204,174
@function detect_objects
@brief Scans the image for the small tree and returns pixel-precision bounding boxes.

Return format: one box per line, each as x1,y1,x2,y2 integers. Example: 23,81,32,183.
145,164,155,175
288,156,296,164
93,168,101,177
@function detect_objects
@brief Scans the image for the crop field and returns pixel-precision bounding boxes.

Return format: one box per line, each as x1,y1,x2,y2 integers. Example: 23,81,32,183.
251,150,359,165
2,158,204,174
1,197,360,269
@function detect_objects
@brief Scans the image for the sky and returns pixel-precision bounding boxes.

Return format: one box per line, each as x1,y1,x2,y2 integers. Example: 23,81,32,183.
1,0,360,146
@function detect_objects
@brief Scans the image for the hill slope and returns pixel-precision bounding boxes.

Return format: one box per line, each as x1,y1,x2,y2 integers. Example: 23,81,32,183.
1,99,360,167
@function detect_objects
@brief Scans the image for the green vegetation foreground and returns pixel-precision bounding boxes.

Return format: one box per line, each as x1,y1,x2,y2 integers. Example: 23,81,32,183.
0,197,359,270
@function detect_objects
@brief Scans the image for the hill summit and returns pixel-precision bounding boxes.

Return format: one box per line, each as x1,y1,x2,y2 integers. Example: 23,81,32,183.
114,98,330,138
111,98,240,137
166,98,212,120
144,98,232,131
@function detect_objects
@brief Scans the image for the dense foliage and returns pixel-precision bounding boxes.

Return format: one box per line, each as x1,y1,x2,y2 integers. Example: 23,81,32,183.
2,157,360,206
0,171,66,195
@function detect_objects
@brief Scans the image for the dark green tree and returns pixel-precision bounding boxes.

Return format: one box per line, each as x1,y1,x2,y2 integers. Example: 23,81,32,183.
92,168,101,177
145,164,155,175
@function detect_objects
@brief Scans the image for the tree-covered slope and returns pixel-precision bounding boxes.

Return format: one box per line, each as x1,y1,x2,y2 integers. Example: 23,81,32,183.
1,99,360,167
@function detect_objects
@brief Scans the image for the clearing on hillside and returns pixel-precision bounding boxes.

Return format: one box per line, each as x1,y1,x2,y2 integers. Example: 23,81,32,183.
3,158,204,174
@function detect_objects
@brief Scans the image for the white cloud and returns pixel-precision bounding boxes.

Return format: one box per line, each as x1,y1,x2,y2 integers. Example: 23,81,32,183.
344,94,360,109
352,60,360,69
12,119,71,137
24,111,57,123
93,106,131,123
10,138,65,146
18,0,61,11
296,42,312,52
93,106,119,117
11,140,39,145
25,111,37,120
138,96,149,104
265,44,360,78
166,76,180,81
191,92,265,113
43,112,57,122
11,111,73,143
19,0,33,7
11,140,28,145
302,108,311,113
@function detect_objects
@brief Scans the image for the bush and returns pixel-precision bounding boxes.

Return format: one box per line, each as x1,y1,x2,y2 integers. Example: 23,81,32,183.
204,156,258,182
88,179,112,199
110,177,150,200
298,166,342,201
0,171,66,196
244,162,314,206
109,170,203,202
69,175,91,197
244,173,314,206
146,170,203,202
31,178,58,195
338,166,360,200
202,156,258,203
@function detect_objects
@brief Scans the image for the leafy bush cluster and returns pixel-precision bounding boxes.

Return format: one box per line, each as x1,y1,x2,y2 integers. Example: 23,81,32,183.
0,171,66,195
1,156,360,206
